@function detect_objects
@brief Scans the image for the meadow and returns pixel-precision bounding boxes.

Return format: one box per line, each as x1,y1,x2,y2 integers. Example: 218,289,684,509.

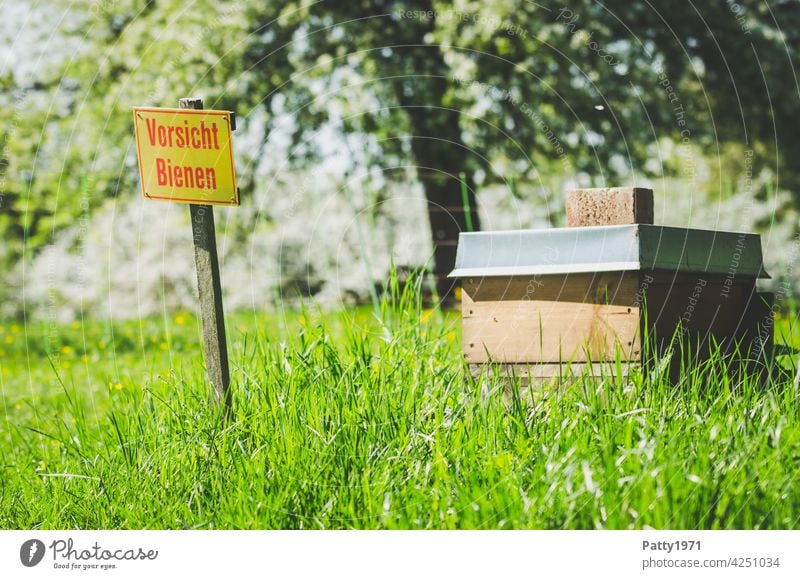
1,283,799,530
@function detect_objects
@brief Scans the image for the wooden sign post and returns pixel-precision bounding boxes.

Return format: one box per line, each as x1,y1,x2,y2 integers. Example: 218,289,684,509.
132,97,237,414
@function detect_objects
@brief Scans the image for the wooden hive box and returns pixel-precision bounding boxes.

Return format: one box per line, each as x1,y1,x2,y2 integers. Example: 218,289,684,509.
449,224,773,386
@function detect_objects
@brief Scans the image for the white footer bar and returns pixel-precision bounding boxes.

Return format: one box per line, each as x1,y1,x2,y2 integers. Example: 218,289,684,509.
1,530,796,578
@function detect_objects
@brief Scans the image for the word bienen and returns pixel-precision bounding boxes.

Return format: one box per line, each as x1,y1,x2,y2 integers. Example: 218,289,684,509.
146,118,222,190
155,158,217,190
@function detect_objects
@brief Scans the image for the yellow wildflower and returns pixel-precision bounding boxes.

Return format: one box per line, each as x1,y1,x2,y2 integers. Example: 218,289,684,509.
174,314,186,325
61,346,73,355
493,453,512,469
4,336,13,344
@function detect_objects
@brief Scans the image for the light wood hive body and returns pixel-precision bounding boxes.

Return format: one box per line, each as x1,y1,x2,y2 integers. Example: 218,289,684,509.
454,188,773,387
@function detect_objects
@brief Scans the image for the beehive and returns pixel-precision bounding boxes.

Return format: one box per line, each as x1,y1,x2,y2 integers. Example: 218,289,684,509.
449,222,773,386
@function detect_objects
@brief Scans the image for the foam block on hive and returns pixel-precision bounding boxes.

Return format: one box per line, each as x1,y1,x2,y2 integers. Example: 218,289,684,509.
565,187,653,227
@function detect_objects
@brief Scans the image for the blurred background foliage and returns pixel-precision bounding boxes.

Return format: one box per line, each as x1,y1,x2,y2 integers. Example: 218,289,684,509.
1,0,798,319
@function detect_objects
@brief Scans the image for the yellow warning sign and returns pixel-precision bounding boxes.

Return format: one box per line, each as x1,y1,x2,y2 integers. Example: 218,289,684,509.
132,107,238,206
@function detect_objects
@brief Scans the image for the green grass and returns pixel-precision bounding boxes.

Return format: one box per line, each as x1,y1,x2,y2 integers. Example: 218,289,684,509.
1,283,799,530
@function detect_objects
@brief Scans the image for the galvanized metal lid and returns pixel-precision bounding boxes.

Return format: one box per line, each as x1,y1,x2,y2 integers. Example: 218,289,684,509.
448,224,769,278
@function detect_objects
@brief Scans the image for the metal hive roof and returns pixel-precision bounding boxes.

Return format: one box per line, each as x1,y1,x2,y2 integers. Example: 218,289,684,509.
448,224,768,279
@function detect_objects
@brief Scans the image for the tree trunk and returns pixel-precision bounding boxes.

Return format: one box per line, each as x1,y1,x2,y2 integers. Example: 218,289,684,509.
396,10,481,306
417,169,480,306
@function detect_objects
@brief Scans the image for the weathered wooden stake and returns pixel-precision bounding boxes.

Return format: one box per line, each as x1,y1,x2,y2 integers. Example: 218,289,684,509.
180,97,231,413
